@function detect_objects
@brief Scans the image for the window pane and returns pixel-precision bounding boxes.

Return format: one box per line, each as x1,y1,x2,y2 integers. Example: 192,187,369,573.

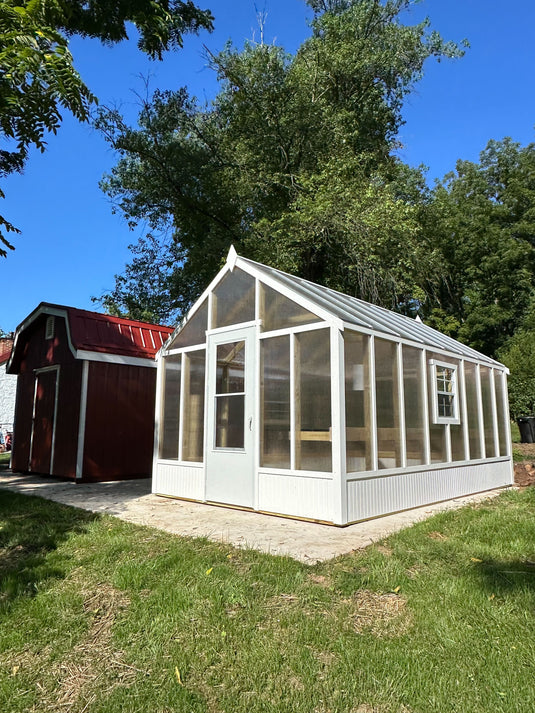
402,346,425,466
480,366,497,457
494,370,508,456
215,395,244,448
345,331,371,472
169,300,208,349
375,338,401,469
427,352,447,462
160,355,181,459
260,283,320,331
212,268,255,328
182,350,205,462
464,361,482,459
216,342,245,394
296,329,331,471
261,336,290,469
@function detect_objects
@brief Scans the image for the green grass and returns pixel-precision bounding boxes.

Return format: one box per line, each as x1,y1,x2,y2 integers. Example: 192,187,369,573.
0,453,10,470
1,488,535,713
511,420,521,444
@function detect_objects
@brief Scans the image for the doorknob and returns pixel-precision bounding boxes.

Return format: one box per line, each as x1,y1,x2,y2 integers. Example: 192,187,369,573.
248,416,253,431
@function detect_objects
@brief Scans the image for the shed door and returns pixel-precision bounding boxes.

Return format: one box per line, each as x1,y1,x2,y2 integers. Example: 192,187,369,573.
30,368,59,474
205,326,255,507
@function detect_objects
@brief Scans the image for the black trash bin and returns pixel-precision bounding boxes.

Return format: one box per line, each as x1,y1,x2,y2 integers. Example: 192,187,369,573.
517,416,535,443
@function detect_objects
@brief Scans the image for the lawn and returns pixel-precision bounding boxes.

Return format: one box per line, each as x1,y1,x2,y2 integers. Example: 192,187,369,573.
1,488,535,713
0,453,10,471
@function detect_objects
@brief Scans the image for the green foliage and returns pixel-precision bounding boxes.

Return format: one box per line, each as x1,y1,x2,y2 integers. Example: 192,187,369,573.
96,0,464,320
499,329,535,417
0,0,213,257
424,138,535,357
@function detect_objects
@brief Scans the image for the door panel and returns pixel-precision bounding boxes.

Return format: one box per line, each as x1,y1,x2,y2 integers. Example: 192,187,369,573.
30,369,58,474
205,326,255,507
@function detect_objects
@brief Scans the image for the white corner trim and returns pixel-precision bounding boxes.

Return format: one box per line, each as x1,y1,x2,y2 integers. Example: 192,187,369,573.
76,360,89,479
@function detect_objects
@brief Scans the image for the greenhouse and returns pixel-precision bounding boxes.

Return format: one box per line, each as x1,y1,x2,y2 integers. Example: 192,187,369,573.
152,247,513,525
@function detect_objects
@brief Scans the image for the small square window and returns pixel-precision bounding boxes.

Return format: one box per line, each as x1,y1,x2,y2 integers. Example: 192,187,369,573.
45,316,55,340
430,360,460,425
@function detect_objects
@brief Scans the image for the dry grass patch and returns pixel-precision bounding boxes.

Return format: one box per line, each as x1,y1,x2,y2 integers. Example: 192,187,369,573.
307,573,332,586
352,590,411,636
40,579,136,713
427,531,448,541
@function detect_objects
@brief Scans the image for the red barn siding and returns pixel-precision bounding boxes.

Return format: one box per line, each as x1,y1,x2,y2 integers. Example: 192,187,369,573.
82,362,157,481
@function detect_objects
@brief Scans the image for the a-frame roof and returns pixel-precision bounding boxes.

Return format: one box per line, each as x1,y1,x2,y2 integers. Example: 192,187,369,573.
164,247,504,369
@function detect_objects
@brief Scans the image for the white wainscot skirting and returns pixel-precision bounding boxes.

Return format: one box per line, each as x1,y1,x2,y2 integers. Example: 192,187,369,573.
153,461,204,501
258,472,335,522
345,459,512,524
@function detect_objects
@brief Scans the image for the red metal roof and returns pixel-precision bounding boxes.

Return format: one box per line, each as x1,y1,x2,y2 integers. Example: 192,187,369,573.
7,304,173,373
65,307,173,359
0,338,13,365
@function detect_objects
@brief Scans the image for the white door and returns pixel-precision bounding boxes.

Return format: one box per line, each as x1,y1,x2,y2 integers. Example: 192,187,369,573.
205,325,255,507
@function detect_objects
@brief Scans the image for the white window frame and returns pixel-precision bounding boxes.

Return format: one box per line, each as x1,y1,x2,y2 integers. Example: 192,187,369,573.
429,359,460,425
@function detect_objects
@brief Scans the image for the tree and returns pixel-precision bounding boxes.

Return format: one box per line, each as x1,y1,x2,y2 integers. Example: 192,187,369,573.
424,138,535,357
95,0,464,321
0,0,213,256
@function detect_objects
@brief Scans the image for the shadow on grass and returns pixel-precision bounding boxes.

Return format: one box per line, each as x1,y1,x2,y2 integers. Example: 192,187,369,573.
0,489,99,613
475,558,535,595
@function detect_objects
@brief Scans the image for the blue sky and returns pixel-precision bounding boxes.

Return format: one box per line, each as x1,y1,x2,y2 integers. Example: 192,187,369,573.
2,0,535,333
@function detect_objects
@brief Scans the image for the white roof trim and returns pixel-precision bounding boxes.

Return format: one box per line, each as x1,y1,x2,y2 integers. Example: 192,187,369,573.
76,350,156,368
6,305,76,373
158,261,231,356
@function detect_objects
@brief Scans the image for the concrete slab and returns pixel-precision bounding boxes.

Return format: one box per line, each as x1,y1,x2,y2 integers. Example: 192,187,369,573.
0,471,508,564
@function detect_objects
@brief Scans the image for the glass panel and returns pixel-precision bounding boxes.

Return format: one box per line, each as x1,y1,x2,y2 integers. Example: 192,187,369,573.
494,370,508,456
260,282,321,332
160,354,181,459
345,331,371,472
216,342,245,394
261,336,291,469
480,366,497,457
402,345,425,466
212,268,255,328
182,350,205,462
464,361,482,459
296,329,331,472
427,352,447,463
215,395,244,448
375,338,401,469
169,300,208,349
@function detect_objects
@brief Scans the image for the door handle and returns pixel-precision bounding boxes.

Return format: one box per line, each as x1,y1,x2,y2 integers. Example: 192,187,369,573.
248,416,253,431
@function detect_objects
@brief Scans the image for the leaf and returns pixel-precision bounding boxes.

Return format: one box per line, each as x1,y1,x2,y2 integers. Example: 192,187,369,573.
392,586,401,594
205,567,213,575
470,557,482,563
175,666,183,685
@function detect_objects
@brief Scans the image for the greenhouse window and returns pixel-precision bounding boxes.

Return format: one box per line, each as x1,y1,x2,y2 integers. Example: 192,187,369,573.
430,359,460,425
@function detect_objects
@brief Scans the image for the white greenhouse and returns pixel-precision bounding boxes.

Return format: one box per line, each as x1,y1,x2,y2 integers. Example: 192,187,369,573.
152,247,513,525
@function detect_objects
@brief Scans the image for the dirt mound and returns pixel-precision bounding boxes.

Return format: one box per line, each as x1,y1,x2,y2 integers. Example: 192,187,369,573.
514,461,535,488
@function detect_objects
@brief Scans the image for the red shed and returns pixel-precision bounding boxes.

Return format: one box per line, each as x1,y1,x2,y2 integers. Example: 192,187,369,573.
6,303,172,481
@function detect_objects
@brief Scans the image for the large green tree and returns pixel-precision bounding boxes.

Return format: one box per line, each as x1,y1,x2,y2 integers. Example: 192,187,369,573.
423,138,535,357
96,0,464,322
0,0,213,256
